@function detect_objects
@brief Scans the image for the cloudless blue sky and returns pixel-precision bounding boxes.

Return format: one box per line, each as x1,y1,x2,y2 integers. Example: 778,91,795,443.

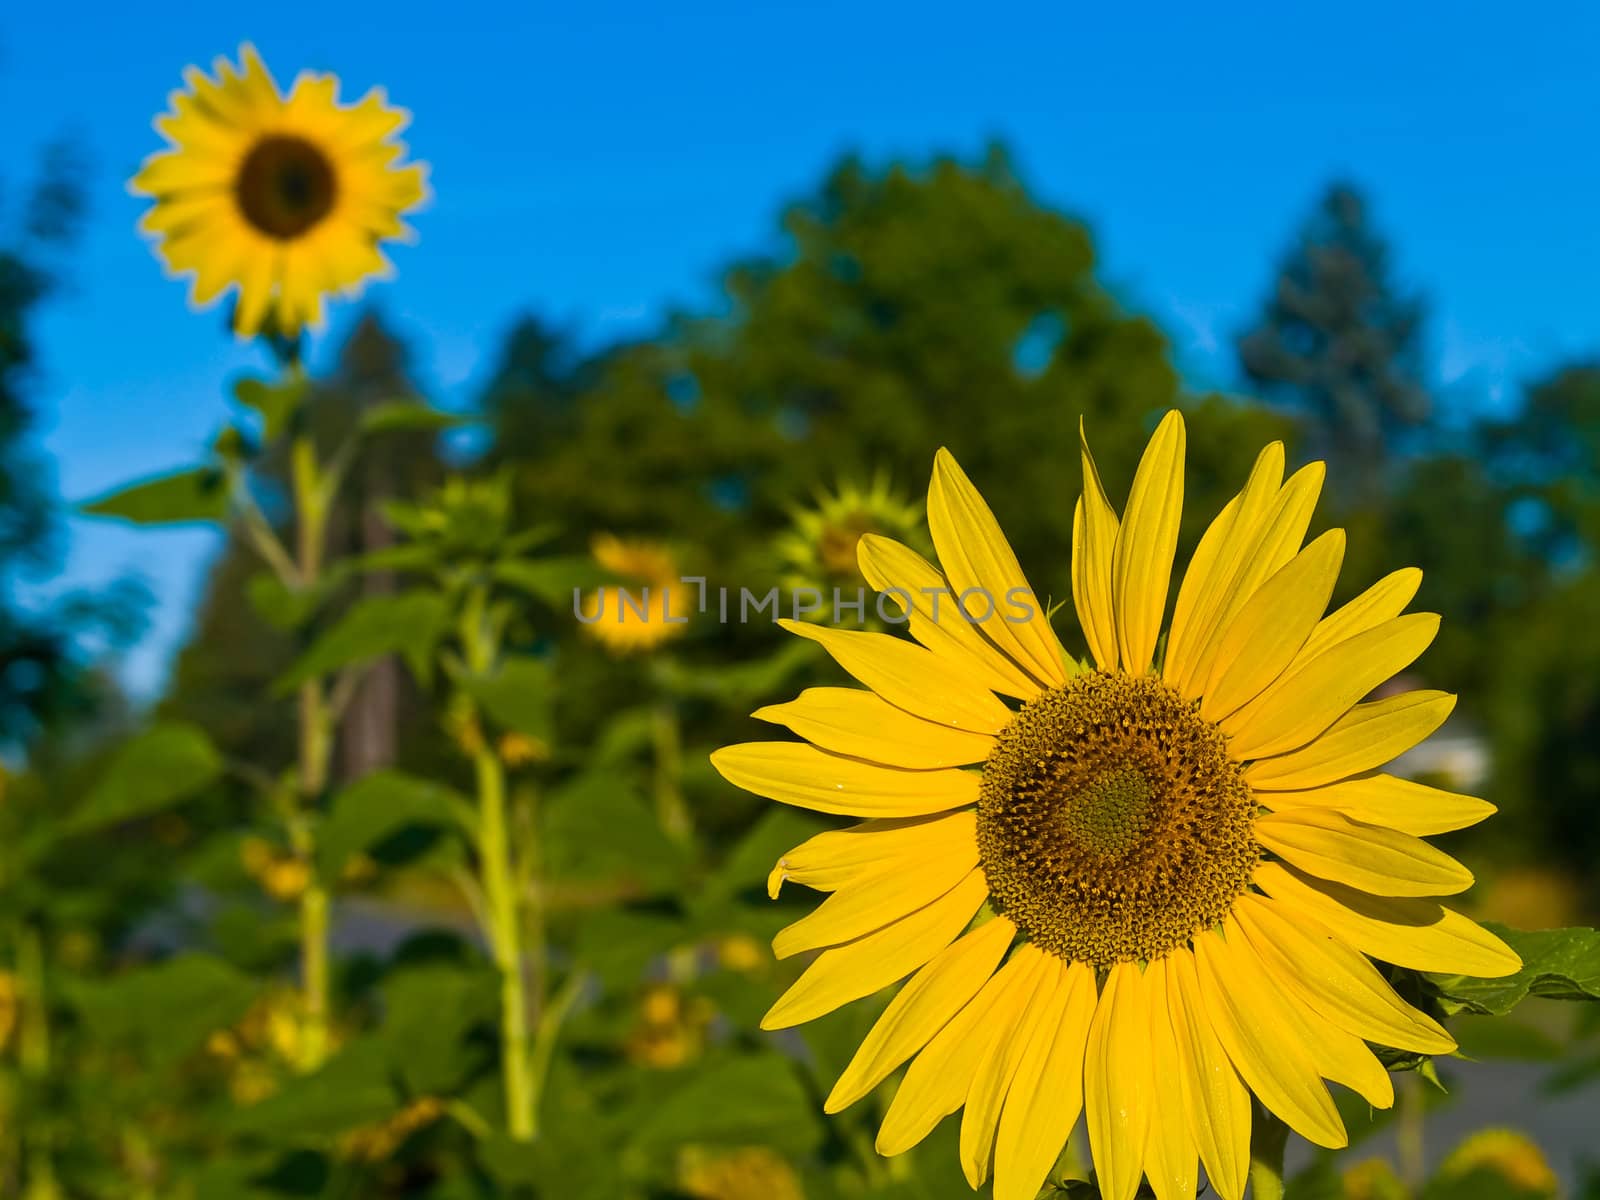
4,1,1598,695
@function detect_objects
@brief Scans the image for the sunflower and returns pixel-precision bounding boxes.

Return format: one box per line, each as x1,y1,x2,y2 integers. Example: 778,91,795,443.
131,45,427,338
711,410,1519,1200
579,534,692,654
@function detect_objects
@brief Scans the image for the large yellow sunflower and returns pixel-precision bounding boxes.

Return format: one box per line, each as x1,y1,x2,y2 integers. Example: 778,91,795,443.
131,45,427,338
711,410,1519,1200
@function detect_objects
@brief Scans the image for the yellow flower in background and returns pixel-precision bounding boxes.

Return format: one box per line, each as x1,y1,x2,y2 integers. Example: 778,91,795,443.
580,534,691,654
778,473,927,590
679,1146,805,1200
1439,1129,1558,1197
131,44,427,338
712,410,1520,1200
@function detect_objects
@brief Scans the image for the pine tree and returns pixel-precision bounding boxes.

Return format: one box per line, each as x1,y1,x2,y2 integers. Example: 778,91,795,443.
1237,182,1429,497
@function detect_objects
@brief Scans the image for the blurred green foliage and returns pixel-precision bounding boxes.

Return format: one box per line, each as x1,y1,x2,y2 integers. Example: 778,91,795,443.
3,148,1600,1198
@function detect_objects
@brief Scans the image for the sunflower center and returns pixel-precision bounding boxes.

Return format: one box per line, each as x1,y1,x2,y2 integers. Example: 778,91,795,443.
976,671,1258,968
235,135,337,239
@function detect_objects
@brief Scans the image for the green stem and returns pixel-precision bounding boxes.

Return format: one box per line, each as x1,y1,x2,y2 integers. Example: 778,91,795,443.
16,926,59,1200
476,747,535,1140
526,968,585,1136
1398,1070,1425,1188
650,702,692,843
1249,1111,1289,1200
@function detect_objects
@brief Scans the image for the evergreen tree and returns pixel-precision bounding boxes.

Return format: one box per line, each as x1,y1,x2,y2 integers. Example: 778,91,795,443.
1237,181,1429,497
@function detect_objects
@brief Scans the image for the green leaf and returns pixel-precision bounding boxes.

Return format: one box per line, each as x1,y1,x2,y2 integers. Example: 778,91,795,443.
624,1053,824,1160
234,375,306,442
79,467,230,525
359,401,470,436
1429,924,1600,1015
460,655,554,740
691,806,829,923
318,770,474,880
274,591,448,693
374,962,496,1094
246,571,331,632
65,722,222,837
575,908,686,988
230,1038,399,1138
69,953,256,1068
493,556,615,606
542,770,689,893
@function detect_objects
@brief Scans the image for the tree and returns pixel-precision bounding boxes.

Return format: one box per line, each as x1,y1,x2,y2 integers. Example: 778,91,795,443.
1237,181,1429,498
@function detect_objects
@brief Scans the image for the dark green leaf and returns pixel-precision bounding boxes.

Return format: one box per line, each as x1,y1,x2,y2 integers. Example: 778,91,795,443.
543,769,688,893
246,572,331,632
374,963,496,1094
624,1053,824,1160
230,1038,398,1138
574,908,686,988
65,722,222,837
1430,925,1600,1015
274,591,448,693
493,556,615,606
234,375,307,442
359,401,470,435
460,655,554,740
318,770,473,880
69,953,256,1068
79,467,229,525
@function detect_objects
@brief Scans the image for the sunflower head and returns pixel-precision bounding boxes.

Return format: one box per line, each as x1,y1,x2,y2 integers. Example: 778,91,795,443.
131,44,428,338
579,534,691,655
778,474,928,597
712,408,1520,1200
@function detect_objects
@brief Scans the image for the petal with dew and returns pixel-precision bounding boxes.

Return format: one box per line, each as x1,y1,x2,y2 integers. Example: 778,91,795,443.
711,742,978,818
1112,411,1185,674
1224,614,1440,760
1256,808,1474,897
1254,862,1521,977
1143,964,1200,1200
762,869,988,1030
1232,894,1454,1054
1165,442,1285,693
928,449,1068,687
961,946,1057,1187
994,959,1096,1200
779,619,1013,734
1244,691,1455,791
1084,961,1153,1200
754,687,995,769
1164,950,1250,1200
1193,929,1347,1149
876,944,1037,1156
1074,423,1123,670
1201,529,1345,722
860,534,1047,700
774,826,979,957
1258,773,1496,837
827,915,1016,1113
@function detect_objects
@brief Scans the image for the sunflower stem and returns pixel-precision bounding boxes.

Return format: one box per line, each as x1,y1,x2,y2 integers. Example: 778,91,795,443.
650,701,692,844
1248,1111,1289,1200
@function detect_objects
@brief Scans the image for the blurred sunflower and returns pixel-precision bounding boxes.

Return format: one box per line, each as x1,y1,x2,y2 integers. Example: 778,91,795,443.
712,410,1520,1200
579,534,691,654
778,474,927,594
131,44,427,338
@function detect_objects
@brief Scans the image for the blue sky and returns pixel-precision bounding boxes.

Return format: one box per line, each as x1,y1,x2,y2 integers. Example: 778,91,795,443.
5,1,1598,696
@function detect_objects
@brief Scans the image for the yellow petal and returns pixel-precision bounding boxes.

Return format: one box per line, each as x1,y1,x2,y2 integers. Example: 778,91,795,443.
876,941,1037,1155
1220,917,1394,1109
1165,442,1285,694
1223,614,1440,760
768,811,975,897
762,869,988,1030
774,826,978,957
1143,964,1199,1200
858,534,1046,700
779,619,1014,734
1178,461,1325,697
710,742,978,818
1232,894,1455,1054
1084,961,1153,1200
928,448,1068,688
1193,928,1347,1149
1259,773,1496,837
1296,568,1422,665
1243,691,1455,791
1112,411,1185,674
1164,950,1250,1200
827,915,1017,1112
994,960,1096,1200
1255,808,1474,897
1074,422,1123,670
1200,529,1345,722
961,946,1057,1187
1253,861,1521,976
754,687,996,769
